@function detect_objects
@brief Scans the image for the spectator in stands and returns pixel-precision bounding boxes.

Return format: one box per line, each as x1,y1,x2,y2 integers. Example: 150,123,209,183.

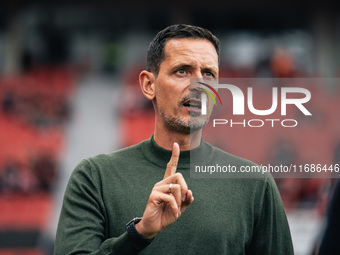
1,90,16,115
32,155,57,192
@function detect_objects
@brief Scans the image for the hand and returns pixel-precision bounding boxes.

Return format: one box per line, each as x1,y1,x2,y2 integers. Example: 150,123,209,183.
135,142,194,239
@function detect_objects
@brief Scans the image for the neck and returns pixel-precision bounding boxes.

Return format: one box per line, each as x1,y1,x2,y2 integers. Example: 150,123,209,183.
153,127,202,151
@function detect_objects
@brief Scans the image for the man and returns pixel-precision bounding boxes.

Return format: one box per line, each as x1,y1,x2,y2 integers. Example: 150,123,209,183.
318,180,340,254
54,24,293,254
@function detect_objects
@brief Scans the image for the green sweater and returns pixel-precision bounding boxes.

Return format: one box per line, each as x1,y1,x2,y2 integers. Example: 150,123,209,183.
54,137,293,255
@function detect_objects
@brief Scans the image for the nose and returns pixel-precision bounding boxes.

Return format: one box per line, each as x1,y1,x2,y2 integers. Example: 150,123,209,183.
191,70,203,79
190,71,204,89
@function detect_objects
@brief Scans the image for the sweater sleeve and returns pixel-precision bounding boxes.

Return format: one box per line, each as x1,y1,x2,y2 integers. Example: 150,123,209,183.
54,159,145,255
246,176,294,255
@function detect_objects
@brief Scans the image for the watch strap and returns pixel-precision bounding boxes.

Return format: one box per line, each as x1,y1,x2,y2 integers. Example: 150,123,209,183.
126,217,154,248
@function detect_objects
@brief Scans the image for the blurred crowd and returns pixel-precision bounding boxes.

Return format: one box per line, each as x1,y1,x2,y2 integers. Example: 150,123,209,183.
0,68,74,195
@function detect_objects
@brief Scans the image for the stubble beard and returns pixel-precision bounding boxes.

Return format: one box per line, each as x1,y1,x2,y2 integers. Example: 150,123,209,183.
159,110,209,134
157,94,212,134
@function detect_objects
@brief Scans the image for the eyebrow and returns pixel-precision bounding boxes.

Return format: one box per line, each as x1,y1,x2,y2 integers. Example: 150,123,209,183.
171,64,218,76
170,64,193,72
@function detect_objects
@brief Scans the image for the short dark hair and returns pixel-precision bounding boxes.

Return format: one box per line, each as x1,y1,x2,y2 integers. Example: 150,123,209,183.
146,24,220,75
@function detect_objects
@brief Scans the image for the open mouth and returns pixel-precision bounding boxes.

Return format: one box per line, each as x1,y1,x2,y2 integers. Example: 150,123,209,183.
183,99,201,110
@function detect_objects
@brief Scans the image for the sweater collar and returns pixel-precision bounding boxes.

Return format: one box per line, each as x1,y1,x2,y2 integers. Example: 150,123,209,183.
141,135,210,170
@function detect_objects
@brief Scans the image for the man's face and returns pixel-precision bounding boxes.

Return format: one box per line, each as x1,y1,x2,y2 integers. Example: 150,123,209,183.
154,38,219,134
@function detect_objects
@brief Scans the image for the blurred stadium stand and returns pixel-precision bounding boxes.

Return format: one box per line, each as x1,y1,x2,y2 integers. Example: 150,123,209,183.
0,68,74,254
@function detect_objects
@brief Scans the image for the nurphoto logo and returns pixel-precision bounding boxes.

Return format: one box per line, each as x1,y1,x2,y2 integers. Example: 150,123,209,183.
196,80,312,128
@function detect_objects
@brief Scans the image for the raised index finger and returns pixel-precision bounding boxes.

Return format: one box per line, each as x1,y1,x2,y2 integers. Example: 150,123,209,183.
163,142,180,179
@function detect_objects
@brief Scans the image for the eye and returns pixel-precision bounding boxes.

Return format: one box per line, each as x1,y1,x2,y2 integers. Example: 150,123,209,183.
176,69,186,75
204,71,215,78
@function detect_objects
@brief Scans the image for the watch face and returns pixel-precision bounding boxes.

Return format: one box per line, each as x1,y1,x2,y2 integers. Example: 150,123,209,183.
134,217,142,224
126,217,142,227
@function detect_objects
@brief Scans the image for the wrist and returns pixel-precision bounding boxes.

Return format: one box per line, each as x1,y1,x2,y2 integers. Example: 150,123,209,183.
126,217,155,248
135,219,157,239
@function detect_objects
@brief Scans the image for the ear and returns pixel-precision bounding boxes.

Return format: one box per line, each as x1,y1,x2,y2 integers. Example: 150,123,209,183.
139,70,156,100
